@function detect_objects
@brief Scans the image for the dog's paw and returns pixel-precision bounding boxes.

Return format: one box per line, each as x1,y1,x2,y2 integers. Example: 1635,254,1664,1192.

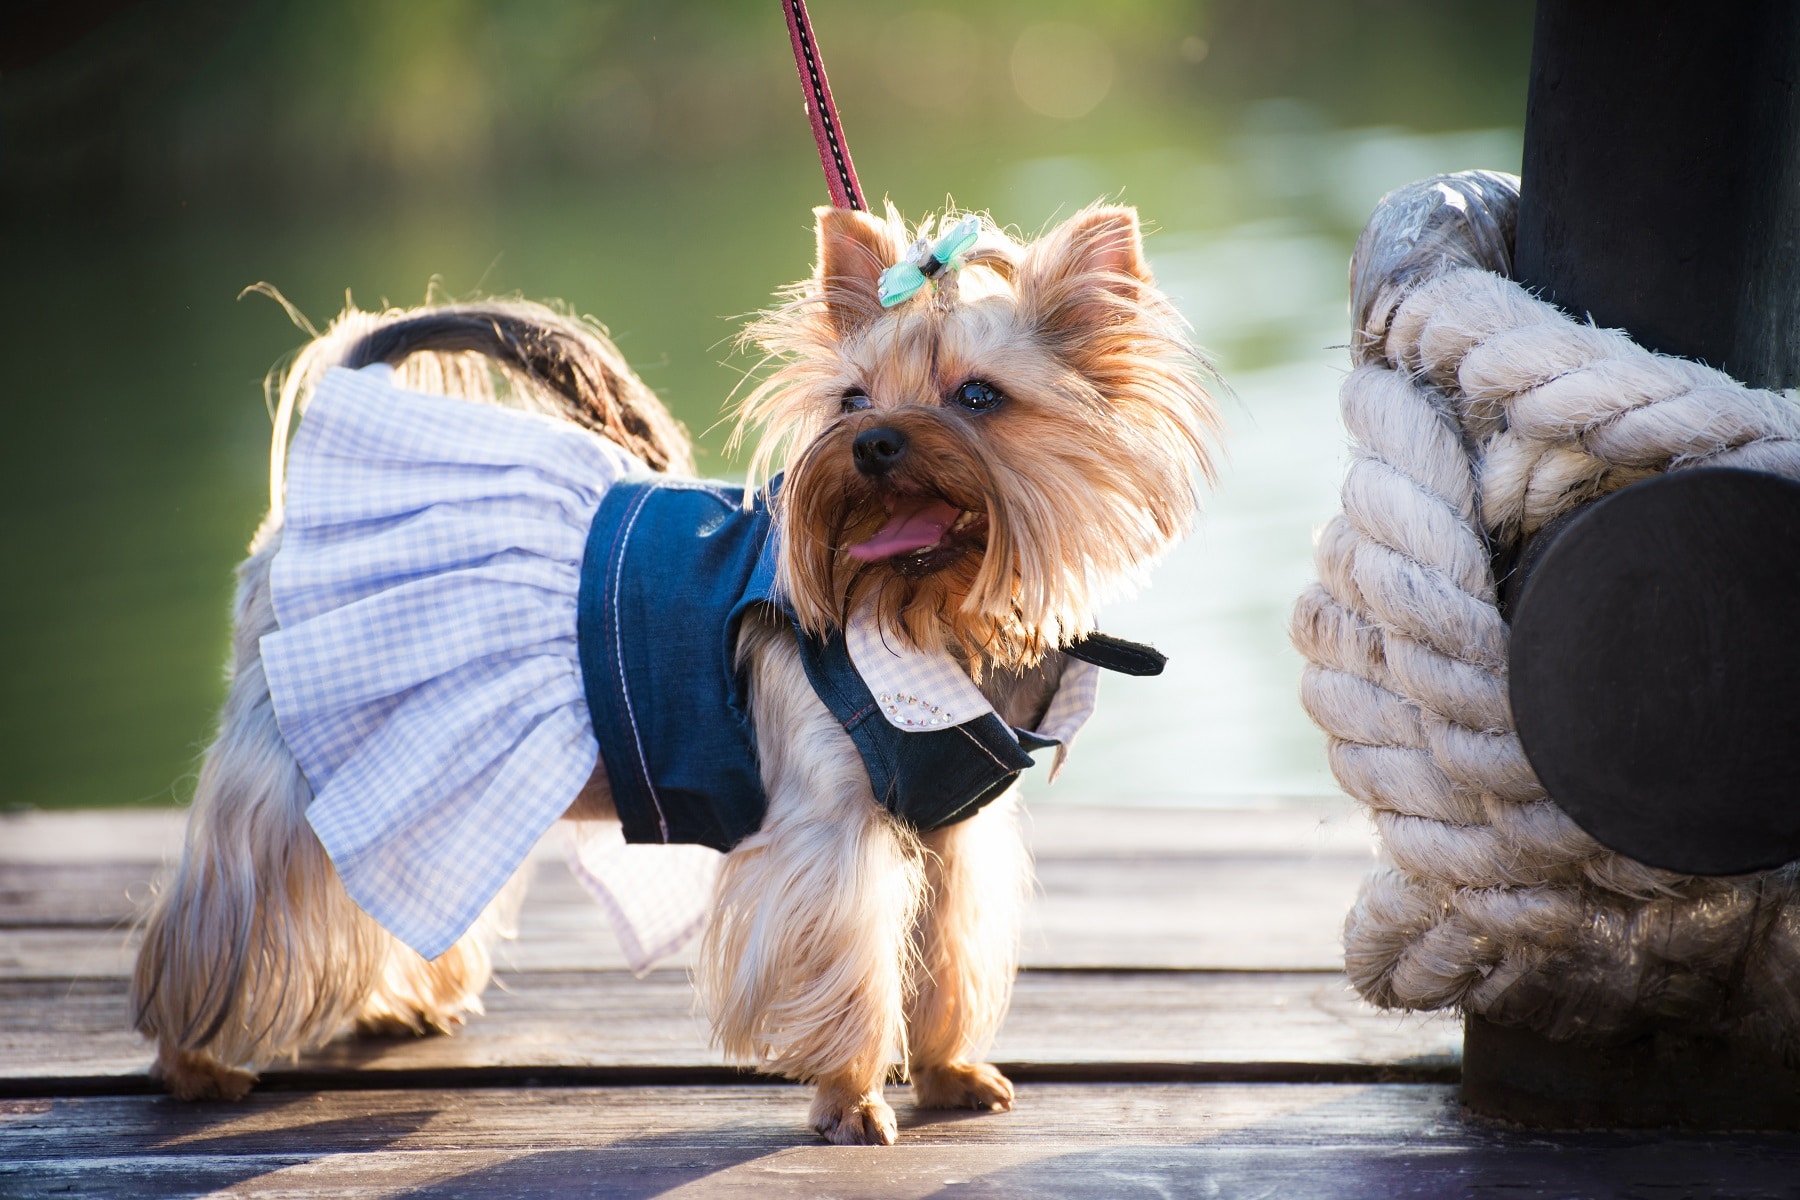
152,1045,257,1102
911,1061,1015,1112
809,1086,898,1145
353,1010,463,1039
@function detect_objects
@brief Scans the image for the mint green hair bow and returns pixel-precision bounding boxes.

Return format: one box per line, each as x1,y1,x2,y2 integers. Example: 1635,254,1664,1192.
877,215,982,308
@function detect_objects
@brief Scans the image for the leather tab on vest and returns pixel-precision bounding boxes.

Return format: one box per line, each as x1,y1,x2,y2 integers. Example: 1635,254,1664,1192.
1064,632,1167,676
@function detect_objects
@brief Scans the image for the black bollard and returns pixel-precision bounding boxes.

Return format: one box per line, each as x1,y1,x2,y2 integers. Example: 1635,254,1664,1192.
1513,0,1800,388
1471,0,1800,1128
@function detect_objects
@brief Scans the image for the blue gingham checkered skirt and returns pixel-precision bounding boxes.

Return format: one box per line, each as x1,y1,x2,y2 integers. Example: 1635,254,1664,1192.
261,365,658,961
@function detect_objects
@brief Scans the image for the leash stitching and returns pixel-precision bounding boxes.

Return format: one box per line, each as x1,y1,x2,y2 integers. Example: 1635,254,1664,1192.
783,0,866,211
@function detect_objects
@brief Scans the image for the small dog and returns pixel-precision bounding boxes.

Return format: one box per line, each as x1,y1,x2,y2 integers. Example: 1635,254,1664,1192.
131,202,1214,1144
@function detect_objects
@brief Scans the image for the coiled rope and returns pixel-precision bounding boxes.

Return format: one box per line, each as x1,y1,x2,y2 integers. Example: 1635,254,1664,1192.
1294,170,1800,1053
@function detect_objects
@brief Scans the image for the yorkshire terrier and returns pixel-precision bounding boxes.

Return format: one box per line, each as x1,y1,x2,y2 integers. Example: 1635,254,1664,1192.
131,202,1215,1144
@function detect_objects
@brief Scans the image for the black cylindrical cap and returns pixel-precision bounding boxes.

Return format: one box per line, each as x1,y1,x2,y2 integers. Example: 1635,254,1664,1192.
1510,468,1800,875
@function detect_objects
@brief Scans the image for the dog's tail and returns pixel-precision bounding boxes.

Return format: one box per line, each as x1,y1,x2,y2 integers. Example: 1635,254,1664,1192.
258,294,694,508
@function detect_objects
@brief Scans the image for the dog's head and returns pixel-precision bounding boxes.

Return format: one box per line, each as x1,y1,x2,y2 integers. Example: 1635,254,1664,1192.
738,203,1216,670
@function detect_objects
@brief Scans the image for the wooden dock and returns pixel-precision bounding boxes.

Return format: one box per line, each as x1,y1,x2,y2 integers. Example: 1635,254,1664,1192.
4,804,1798,1197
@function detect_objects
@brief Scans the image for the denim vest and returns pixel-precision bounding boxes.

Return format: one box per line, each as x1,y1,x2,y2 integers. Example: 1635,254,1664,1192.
575,478,1073,853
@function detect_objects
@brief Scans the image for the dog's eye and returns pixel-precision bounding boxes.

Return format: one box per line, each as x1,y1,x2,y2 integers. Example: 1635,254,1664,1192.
840,391,872,414
950,380,1004,413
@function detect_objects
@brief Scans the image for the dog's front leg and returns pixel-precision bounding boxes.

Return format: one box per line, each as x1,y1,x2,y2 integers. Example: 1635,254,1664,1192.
907,788,1029,1112
699,620,924,1145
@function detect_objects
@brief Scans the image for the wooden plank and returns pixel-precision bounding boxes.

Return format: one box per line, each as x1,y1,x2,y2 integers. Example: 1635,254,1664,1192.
0,808,1374,973
0,971,1459,1089
0,928,143,980
1026,804,1373,859
1024,853,1363,969
0,809,188,865
6,1084,1800,1199
0,803,1372,865
481,853,1369,973
0,843,1374,927
0,879,1366,977
0,862,150,927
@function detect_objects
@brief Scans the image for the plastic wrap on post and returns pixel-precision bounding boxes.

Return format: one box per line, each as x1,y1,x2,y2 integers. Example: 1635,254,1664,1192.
1350,171,1519,365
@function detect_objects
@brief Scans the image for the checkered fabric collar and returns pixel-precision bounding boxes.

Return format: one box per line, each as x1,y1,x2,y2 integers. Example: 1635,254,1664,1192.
842,608,1105,779
844,615,990,733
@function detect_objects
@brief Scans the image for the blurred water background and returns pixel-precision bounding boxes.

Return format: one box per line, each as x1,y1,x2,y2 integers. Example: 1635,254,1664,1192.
0,0,1531,811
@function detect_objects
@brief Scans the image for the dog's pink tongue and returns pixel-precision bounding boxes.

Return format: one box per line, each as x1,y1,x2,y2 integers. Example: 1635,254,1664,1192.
847,498,961,562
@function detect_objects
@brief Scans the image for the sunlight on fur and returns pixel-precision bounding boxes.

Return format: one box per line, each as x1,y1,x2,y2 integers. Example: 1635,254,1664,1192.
132,297,683,1101
736,202,1218,669
701,618,926,1092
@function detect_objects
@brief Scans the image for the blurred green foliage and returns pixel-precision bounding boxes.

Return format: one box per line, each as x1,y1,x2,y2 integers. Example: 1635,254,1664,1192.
6,0,1528,211
0,0,1531,809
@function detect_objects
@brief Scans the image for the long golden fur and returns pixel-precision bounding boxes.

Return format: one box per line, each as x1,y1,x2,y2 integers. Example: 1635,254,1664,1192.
741,203,1215,667
130,202,1215,1144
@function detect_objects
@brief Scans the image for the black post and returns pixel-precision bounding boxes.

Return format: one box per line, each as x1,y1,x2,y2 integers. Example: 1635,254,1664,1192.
1514,0,1800,388
1469,0,1800,1128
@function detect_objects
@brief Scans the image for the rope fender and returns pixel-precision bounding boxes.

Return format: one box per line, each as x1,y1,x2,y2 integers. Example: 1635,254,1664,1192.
1296,171,1800,1052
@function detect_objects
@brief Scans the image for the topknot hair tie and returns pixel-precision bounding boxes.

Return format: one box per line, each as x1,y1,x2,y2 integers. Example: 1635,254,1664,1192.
878,216,981,308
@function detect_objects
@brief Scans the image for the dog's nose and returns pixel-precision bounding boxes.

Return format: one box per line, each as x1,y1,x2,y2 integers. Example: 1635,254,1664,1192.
852,426,909,475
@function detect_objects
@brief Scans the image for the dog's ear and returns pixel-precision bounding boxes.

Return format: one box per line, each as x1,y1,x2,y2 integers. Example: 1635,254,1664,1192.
813,205,895,336
1019,205,1152,347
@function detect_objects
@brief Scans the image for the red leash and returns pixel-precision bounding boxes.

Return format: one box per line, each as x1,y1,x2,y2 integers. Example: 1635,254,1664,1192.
781,0,867,211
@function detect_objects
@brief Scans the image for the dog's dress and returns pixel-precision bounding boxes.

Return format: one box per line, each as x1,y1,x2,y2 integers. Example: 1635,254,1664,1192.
261,365,1098,970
